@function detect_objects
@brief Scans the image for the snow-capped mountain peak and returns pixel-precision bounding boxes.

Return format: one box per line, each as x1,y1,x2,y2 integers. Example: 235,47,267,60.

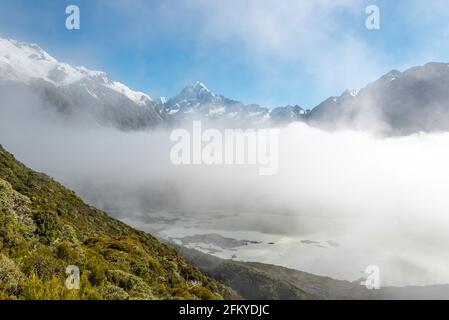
177,81,216,101
192,81,210,91
0,36,307,129
0,36,152,106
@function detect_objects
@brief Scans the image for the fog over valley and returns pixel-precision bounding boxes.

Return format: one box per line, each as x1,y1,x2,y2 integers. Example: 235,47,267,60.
2,85,449,286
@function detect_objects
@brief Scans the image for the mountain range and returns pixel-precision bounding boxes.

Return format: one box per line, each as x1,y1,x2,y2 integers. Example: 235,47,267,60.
3,35,449,134
0,35,306,130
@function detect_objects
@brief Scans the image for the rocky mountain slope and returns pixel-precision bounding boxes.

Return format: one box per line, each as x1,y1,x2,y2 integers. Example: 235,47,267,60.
0,36,163,130
308,63,449,135
0,144,239,300
178,246,449,300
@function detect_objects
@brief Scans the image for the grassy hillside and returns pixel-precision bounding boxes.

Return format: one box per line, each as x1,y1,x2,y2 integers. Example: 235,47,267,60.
0,144,239,300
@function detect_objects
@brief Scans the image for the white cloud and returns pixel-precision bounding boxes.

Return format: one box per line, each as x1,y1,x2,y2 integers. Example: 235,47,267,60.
106,0,388,104
3,94,449,285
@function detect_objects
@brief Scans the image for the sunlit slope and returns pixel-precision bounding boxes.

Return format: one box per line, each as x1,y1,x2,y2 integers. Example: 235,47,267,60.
0,144,238,300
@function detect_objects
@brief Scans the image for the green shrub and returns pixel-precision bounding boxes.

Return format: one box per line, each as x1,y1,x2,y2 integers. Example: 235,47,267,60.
33,211,60,244
107,269,154,299
100,283,129,300
86,260,107,286
0,254,24,297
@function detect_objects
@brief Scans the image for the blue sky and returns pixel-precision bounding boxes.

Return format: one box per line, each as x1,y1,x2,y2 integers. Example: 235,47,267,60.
1,0,449,108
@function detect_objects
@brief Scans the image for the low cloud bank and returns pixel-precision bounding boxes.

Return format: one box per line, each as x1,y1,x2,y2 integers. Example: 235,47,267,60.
2,94,449,286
